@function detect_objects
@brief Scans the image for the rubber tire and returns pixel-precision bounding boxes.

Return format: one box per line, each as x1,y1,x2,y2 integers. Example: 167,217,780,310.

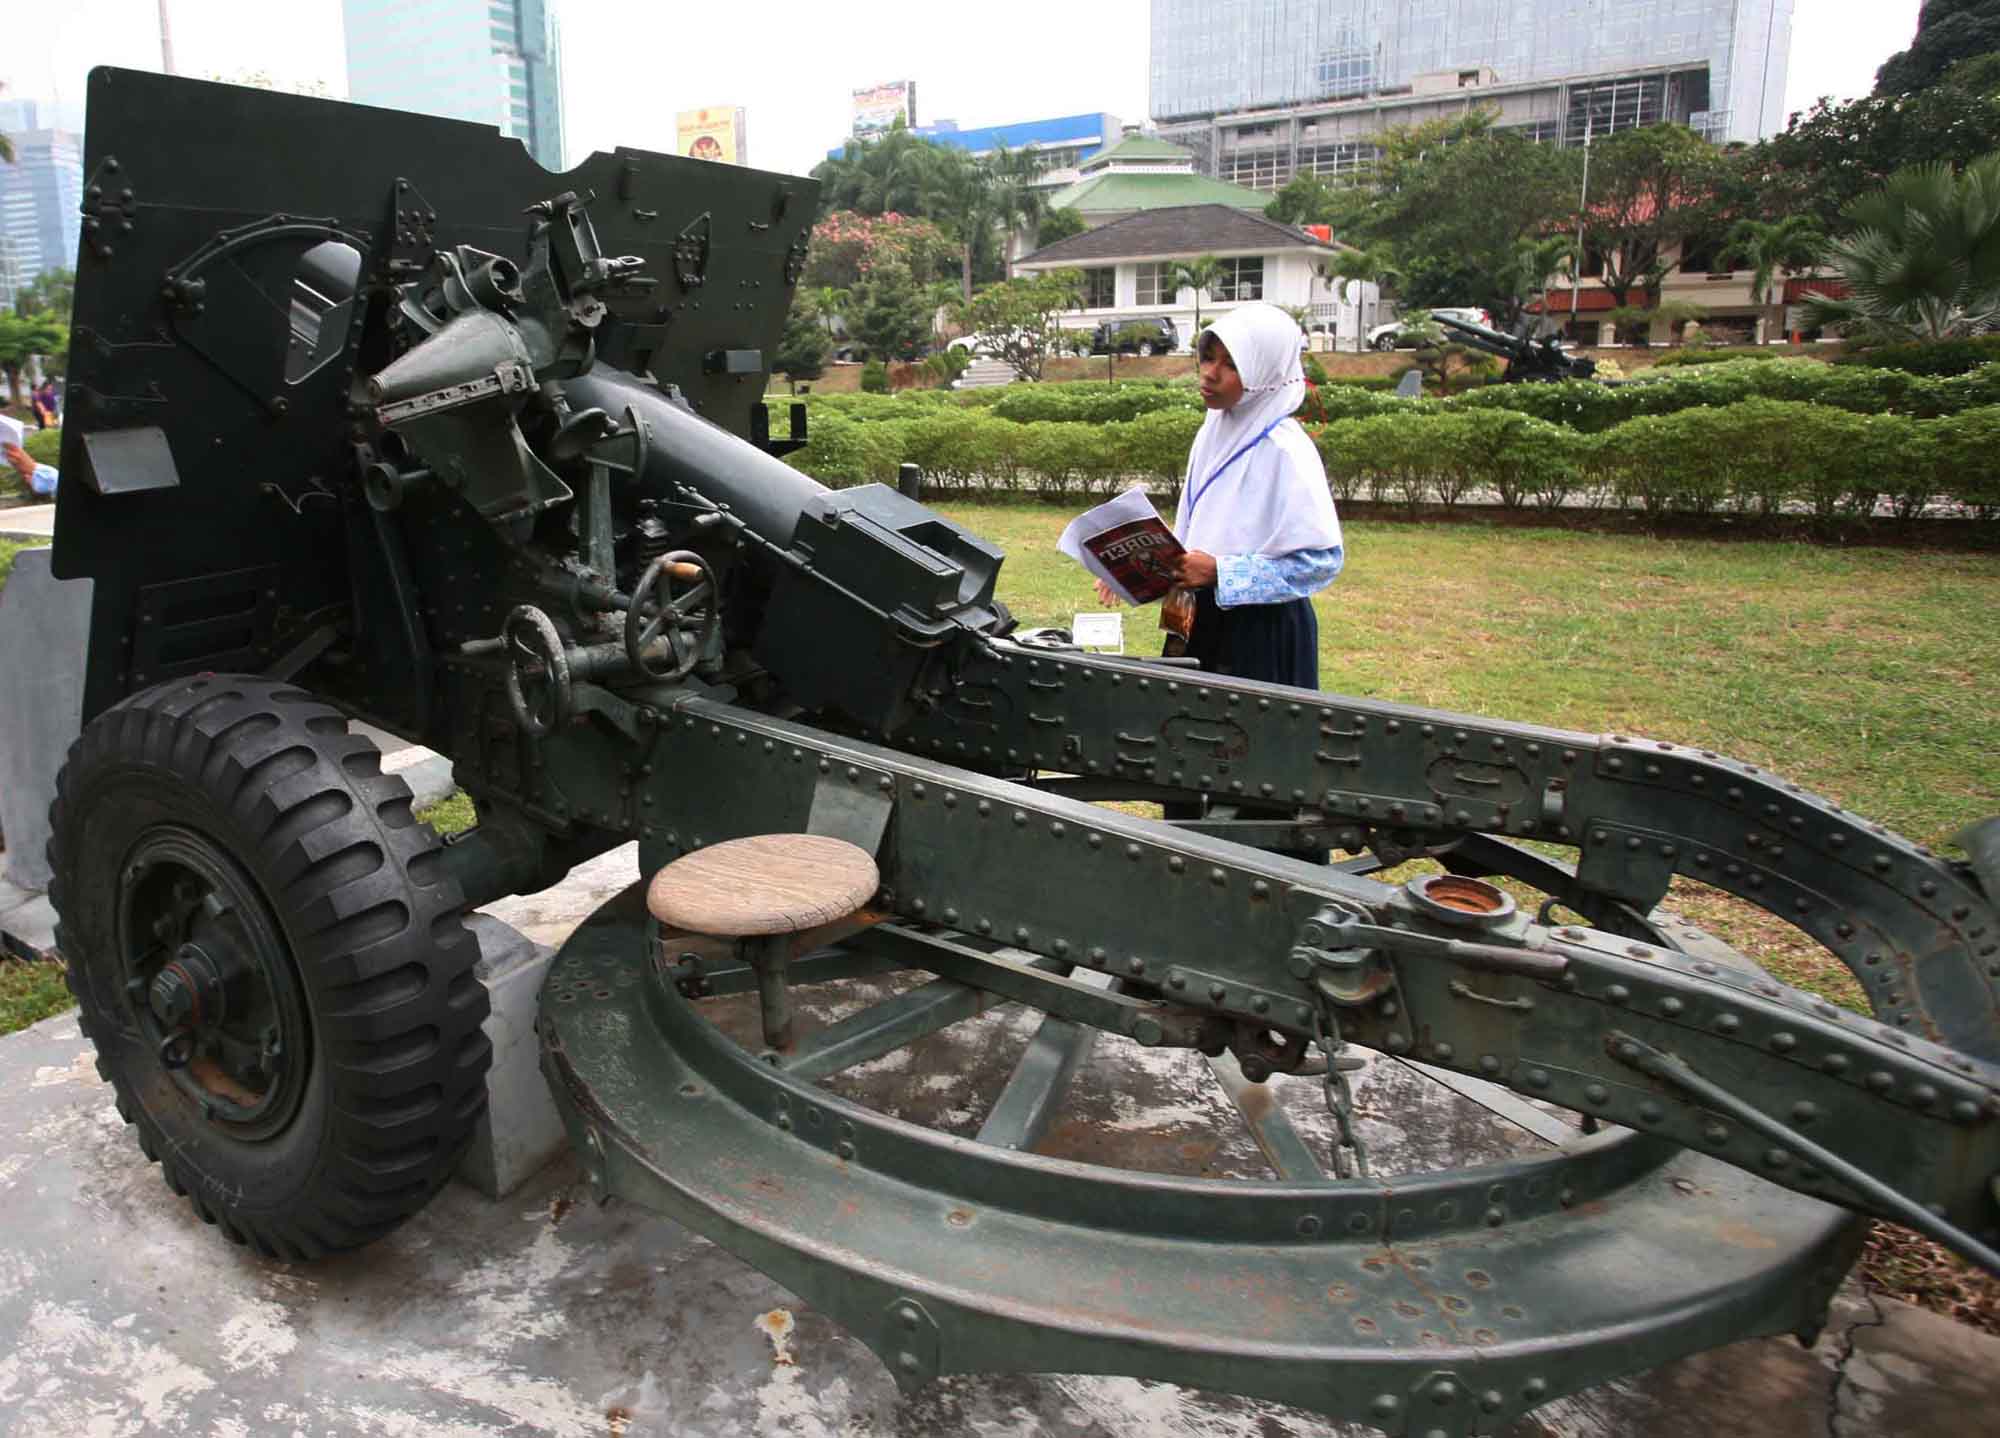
1372,334,1398,352
47,674,491,1260
1139,342,1158,357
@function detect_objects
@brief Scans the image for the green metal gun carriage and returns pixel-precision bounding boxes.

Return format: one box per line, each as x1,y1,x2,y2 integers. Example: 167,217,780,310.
42,69,2000,1436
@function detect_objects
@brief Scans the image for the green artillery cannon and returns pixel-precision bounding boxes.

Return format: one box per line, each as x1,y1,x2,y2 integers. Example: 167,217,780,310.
44,70,2000,1435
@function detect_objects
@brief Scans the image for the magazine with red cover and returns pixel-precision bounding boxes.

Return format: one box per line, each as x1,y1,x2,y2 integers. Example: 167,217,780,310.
1081,516,1185,603
1057,487,1187,605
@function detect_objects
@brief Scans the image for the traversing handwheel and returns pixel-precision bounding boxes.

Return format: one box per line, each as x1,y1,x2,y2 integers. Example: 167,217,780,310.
625,550,718,682
503,604,571,737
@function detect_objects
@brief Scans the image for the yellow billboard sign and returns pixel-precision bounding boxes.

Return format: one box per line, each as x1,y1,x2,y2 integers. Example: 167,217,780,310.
675,107,746,165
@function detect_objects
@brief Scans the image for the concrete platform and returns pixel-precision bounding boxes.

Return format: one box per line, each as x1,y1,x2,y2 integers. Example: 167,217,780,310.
5,855,1999,1436
0,503,55,541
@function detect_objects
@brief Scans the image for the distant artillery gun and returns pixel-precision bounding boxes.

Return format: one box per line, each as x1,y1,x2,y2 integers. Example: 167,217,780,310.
1434,311,1600,383
41,69,2000,1436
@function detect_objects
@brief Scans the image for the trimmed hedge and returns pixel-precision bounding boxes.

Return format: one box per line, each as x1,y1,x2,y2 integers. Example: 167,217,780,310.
1834,336,2000,377
782,398,2000,519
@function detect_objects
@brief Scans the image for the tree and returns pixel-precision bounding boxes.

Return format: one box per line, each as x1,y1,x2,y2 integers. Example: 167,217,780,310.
1582,125,1735,320
1808,154,2000,341
814,120,941,218
986,145,1049,278
1264,174,1340,226
773,296,830,389
0,311,66,406
1355,111,1583,314
812,285,851,343
802,211,953,292
1722,216,1825,342
928,147,999,301
1757,65,2000,231
848,260,933,362
15,266,74,320
950,270,1083,381
1876,0,2000,94
1172,254,1225,338
1035,207,1087,250
1499,235,1578,327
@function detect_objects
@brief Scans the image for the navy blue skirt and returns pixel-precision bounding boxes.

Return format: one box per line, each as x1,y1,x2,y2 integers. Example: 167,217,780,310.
1176,588,1318,690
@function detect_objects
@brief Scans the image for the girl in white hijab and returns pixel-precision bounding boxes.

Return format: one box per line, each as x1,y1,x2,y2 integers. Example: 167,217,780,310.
1166,302,1342,688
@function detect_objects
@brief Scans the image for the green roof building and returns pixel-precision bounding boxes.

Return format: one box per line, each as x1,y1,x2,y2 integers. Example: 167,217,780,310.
1047,133,1270,228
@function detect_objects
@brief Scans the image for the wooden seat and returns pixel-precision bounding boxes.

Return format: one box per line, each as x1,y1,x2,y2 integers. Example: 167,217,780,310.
646,833,879,938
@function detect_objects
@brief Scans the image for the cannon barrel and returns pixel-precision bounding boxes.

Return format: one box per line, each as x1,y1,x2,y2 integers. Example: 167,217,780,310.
564,371,829,546
566,368,1009,730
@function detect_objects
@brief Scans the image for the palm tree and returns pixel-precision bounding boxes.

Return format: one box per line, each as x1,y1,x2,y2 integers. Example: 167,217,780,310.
1317,244,1401,347
1172,254,1226,340
1504,235,1578,327
986,145,1048,279
928,147,997,302
812,285,851,350
1722,216,1824,343
1809,156,2000,342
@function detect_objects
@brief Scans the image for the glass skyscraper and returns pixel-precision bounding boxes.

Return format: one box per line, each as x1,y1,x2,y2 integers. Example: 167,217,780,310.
343,0,566,171
0,101,84,311
1151,0,1793,146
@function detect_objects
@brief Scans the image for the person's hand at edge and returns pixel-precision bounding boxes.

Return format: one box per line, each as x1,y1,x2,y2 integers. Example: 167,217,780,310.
1175,550,1218,589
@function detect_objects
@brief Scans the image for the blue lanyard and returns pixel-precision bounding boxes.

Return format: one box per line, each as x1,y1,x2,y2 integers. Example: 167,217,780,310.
1184,417,1287,530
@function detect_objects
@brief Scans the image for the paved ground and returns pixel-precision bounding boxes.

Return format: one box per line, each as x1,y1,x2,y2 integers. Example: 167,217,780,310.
0,504,54,541
4,839,1998,1438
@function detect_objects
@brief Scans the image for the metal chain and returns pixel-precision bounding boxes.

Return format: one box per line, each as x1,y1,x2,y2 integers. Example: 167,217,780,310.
1311,986,1370,1179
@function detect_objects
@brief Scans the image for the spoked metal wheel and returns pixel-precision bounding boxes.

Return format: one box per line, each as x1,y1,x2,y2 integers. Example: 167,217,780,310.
540,847,1861,1435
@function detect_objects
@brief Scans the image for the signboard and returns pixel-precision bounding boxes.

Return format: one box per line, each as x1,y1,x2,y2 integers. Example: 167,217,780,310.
1070,612,1124,653
675,106,746,165
851,80,916,139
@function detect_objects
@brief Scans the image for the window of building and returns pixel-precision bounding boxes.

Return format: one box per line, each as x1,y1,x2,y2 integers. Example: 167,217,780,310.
1216,256,1263,302
1080,267,1116,308
1135,262,1175,306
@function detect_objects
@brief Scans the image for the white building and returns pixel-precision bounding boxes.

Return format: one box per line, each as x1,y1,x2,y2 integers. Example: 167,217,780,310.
1013,204,1377,351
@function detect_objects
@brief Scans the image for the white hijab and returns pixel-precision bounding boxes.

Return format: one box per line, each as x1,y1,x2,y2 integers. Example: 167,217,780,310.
1174,303,1341,558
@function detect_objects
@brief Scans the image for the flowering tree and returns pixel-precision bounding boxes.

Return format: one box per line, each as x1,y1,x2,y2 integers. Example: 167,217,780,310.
802,211,954,292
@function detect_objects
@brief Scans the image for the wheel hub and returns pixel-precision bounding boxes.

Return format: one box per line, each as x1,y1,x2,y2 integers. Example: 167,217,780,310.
149,942,231,1031
119,827,309,1135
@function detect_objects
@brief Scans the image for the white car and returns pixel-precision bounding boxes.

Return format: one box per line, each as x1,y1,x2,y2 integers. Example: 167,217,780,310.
1368,307,1492,351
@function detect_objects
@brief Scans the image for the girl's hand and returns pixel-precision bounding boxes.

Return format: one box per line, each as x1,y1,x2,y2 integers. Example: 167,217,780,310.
1176,550,1218,588
1094,579,1117,606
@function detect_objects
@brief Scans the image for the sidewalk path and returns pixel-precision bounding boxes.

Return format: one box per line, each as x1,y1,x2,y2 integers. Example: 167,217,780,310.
0,503,54,541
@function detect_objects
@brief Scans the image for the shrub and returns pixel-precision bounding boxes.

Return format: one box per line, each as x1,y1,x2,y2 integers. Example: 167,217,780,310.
1835,335,2000,376
24,427,61,465
1930,406,2000,519
1648,348,1753,369
860,360,889,394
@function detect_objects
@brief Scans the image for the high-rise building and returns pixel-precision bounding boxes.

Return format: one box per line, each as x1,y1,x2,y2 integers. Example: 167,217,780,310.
0,100,84,311
343,0,566,171
1150,0,1793,189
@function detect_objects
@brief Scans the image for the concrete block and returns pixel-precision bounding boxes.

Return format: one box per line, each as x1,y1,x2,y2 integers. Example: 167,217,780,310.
0,888,58,962
0,548,92,892
392,751,457,810
454,911,566,1198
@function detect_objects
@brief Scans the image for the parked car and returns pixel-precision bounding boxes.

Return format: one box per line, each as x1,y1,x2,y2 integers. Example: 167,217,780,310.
1367,307,1491,351
1089,316,1180,356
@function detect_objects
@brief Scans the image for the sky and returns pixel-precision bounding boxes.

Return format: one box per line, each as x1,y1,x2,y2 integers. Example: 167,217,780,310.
0,0,1929,179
